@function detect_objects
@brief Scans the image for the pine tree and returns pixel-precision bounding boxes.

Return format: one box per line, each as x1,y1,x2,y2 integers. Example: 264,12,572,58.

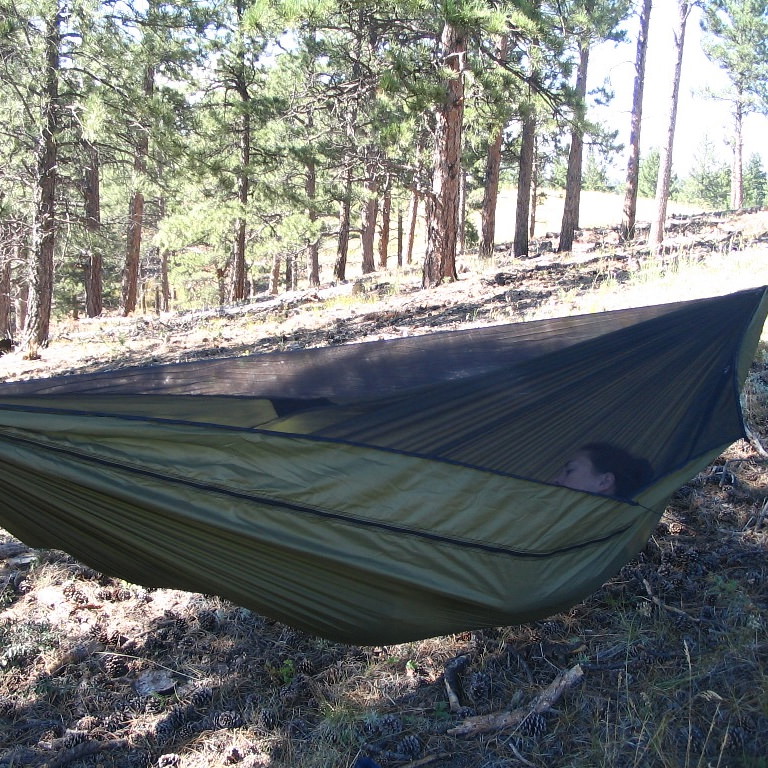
0,0,66,352
700,0,768,209
649,0,691,247
619,0,653,242
679,136,730,208
638,147,660,198
743,153,767,207
557,0,631,253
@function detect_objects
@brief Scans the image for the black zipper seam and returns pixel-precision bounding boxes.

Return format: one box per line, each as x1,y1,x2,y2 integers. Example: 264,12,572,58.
0,430,639,559
0,401,642,505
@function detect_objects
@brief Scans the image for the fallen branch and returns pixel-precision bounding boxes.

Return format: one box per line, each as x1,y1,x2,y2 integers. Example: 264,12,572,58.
447,664,584,738
752,498,768,531
443,654,470,713
642,579,700,624
45,641,104,676
40,739,128,768
745,424,768,459
0,541,30,560
400,753,453,768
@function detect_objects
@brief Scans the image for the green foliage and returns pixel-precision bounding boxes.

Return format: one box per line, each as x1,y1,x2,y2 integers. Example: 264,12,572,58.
581,148,613,192
700,0,768,113
638,147,660,198
0,0,640,324
677,137,731,209
266,657,297,685
743,152,767,206
637,147,683,201
464,218,479,247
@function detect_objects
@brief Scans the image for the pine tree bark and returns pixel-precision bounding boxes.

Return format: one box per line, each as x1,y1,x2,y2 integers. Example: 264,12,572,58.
334,167,353,281
83,139,102,317
360,151,378,274
619,0,653,243
649,1,690,248
457,169,467,257
479,126,503,259
529,146,539,239
232,101,250,300
22,5,60,352
160,248,170,311
558,43,590,253
231,0,251,302
479,35,509,260
731,96,744,209
378,183,391,268
305,149,320,287
406,190,419,265
514,110,537,257
0,226,12,338
423,20,466,288
122,63,153,316
270,254,281,295
396,205,403,267
334,16,364,282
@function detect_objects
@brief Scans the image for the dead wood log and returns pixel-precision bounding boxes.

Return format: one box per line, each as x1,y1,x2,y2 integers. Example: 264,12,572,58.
45,641,104,676
400,753,453,768
443,654,470,713
745,424,768,459
447,663,584,738
40,738,128,768
0,541,30,560
642,579,700,624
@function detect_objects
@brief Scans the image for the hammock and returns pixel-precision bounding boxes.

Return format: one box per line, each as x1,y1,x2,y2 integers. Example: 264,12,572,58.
0,286,766,644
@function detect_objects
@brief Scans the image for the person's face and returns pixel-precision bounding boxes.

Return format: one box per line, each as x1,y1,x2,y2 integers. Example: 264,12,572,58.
552,452,616,495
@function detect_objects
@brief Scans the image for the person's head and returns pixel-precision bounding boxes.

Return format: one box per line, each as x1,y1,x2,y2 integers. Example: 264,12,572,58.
552,442,653,498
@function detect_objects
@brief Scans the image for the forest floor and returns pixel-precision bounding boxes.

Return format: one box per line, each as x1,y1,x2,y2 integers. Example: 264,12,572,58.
2,209,768,768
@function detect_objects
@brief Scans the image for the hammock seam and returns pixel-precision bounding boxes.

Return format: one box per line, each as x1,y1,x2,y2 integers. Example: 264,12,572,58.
0,429,641,559
0,401,643,504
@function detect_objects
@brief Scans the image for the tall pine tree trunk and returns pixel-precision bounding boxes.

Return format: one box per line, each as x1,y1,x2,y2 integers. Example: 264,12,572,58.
122,64,153,315
306,148,320,287
396,204,403,267
231,0,251,302
558,44,590,253
479,126,503,259
529,140,539,239
457,169,467,257
406,190,419,265
334,167,353,281
423,20,466,288
270,254,281,294
0,224,13,338
160,248,170,311
619,0,652,243
378,181,391,268
334,16,363,282
478,34,509,260
232,102,250,300
514,110,536,257
83,139,102,317
731,96,744,209
22,4,60,353
649,1,690,248
360,151,378,274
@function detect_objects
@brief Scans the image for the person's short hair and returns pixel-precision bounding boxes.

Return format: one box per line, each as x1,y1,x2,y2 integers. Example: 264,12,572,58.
581,442,653,497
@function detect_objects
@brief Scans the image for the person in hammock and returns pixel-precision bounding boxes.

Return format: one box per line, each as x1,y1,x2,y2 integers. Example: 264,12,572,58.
552,442,653,498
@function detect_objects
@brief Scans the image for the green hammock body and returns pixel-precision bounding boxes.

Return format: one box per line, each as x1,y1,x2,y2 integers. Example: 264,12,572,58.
0,287,766,644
